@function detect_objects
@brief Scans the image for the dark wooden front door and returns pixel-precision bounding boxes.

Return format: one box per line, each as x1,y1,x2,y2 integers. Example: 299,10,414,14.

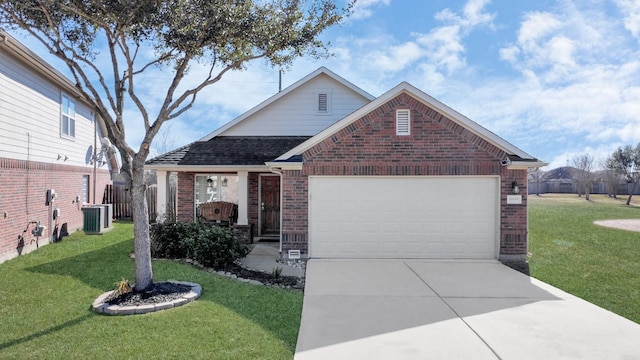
260,175,280,235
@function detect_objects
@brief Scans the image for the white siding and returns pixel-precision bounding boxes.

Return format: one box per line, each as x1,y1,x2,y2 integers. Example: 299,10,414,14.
223,74,371,136
0,50,103,170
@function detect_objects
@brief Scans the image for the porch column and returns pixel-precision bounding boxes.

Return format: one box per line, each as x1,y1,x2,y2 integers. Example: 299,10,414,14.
156,170,168,222
237,171,249,225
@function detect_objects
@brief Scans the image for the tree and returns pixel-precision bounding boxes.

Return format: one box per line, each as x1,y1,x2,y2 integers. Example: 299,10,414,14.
571,154,594,200
607,143,640,205
1,0,352,291
601,157,620,198
528,168,545,196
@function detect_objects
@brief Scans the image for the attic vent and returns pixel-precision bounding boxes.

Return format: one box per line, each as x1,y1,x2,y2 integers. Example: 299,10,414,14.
396,109,410,135
318,93,328,112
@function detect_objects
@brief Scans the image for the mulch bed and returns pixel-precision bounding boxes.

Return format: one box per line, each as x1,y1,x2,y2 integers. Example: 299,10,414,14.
106,259,304,307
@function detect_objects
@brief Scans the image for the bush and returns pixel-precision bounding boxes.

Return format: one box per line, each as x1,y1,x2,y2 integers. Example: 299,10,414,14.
192,226,250,269
150,220,249,270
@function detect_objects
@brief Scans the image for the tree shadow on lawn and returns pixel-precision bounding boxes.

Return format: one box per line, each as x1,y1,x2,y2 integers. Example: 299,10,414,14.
25,240,302,351
0,314,93,351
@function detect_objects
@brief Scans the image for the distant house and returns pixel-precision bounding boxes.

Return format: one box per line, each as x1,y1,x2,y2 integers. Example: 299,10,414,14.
528,166,636,196
147,67,546,269
0,30,116,263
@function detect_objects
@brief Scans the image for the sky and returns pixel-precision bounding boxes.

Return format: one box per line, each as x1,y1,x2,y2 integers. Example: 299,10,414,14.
9,0,640,169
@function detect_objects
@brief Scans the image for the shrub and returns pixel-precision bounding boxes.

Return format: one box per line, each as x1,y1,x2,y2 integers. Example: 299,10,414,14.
150,220,249,270
150,221,192,259
192,225,250,269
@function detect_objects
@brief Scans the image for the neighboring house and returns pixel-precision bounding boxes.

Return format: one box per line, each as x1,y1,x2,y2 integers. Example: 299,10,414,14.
0,30,116,263
528,166,636,195
147,67,546,269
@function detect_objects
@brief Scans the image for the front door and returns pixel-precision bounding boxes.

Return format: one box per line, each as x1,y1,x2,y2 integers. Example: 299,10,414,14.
260,175,280,235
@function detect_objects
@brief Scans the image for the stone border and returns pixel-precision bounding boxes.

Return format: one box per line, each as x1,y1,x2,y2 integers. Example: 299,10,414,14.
92,280,202,315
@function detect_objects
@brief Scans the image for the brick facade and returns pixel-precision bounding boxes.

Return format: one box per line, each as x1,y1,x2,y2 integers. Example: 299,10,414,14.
0,157,112,263
280,92,529,264
176,172,195,222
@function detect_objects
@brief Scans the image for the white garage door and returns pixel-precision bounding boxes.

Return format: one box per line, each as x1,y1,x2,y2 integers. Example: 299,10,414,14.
309,176,499,259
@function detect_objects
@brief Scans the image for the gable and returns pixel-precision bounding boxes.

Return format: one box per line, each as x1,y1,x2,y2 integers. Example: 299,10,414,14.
302,93,506,175
275,82,545,170
210,72,372,137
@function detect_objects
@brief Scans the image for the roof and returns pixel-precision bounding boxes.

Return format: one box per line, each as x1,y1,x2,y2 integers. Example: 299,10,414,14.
276,82,547,169
198,67,375,141
146,136,311,168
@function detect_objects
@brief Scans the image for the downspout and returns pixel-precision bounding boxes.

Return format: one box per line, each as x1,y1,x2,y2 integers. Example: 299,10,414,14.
93,111,97,204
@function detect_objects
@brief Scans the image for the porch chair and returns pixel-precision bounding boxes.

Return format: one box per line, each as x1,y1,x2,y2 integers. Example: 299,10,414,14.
198,201,238,227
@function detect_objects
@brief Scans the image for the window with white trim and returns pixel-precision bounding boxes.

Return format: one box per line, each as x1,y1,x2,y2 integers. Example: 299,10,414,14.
396,109,410,135
61,94,76,138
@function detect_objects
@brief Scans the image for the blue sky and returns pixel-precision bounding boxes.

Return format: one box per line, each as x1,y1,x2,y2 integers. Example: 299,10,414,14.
10,0,640,169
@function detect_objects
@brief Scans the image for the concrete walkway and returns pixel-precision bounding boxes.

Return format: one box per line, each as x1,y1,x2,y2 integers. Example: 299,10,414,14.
238,243,305,278
295,259,640,359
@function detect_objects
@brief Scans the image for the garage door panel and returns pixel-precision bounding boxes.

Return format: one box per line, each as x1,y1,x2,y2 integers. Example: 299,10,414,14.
309,176,498,259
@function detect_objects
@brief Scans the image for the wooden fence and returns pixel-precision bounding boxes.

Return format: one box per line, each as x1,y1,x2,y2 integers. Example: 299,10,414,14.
103,184,157,221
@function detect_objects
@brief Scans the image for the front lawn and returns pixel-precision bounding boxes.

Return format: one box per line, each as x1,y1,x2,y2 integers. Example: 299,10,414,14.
528,194,640,324
0,223,303,359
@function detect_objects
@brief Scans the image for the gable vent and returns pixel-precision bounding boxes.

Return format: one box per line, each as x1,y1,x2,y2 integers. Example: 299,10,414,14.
396,109,410,135
318,93,328,112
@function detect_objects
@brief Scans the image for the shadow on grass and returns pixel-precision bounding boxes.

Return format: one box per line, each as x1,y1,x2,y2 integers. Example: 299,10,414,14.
25,241,302,352
27,240,135,291
0,314,93,351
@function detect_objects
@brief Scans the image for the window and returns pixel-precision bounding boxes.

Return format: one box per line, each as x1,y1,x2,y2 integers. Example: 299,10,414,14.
316,91,331,114
61,94,76,138
194,175,239,216
396,109,410,135
82,175,90,203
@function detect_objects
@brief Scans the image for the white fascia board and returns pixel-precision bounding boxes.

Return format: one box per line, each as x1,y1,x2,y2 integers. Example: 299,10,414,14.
198,66,375,141
508,161,549,170
265,162,303,171
277,82,537,161
145,164,270,172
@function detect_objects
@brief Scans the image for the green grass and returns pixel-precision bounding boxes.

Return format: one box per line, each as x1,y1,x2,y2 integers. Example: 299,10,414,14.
0,223,303,359
529,194,640,324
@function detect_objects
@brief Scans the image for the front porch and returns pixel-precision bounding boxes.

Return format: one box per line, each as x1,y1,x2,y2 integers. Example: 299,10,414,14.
155,170,282,247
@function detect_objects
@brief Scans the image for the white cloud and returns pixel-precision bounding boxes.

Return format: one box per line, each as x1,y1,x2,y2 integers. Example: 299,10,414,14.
368,42,423,72
615,0,640,40
350,0,391,20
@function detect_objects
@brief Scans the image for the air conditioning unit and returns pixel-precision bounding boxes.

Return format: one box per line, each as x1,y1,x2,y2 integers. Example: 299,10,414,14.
82,206,105,234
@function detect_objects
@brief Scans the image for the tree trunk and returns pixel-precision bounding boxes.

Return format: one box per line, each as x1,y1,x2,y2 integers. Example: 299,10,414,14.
626,182,638,206
131,162,153,291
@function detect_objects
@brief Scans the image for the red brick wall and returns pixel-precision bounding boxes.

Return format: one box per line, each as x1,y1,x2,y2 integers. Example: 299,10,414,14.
280,92,529,259
0,157,111,262
176,172,195,222
500,168,529,257
248,173,259,239
281,169,308,251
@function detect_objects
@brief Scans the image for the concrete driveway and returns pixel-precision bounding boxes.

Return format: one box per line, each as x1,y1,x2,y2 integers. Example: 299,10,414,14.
295,259,640,359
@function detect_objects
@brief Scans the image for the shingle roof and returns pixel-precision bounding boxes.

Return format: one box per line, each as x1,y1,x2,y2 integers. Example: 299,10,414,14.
146,143,193,166
145,136,311,166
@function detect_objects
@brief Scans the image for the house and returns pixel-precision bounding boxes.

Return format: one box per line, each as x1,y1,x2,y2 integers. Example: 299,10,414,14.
527,166,637,196
0,30,116,263
147,67,546,270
